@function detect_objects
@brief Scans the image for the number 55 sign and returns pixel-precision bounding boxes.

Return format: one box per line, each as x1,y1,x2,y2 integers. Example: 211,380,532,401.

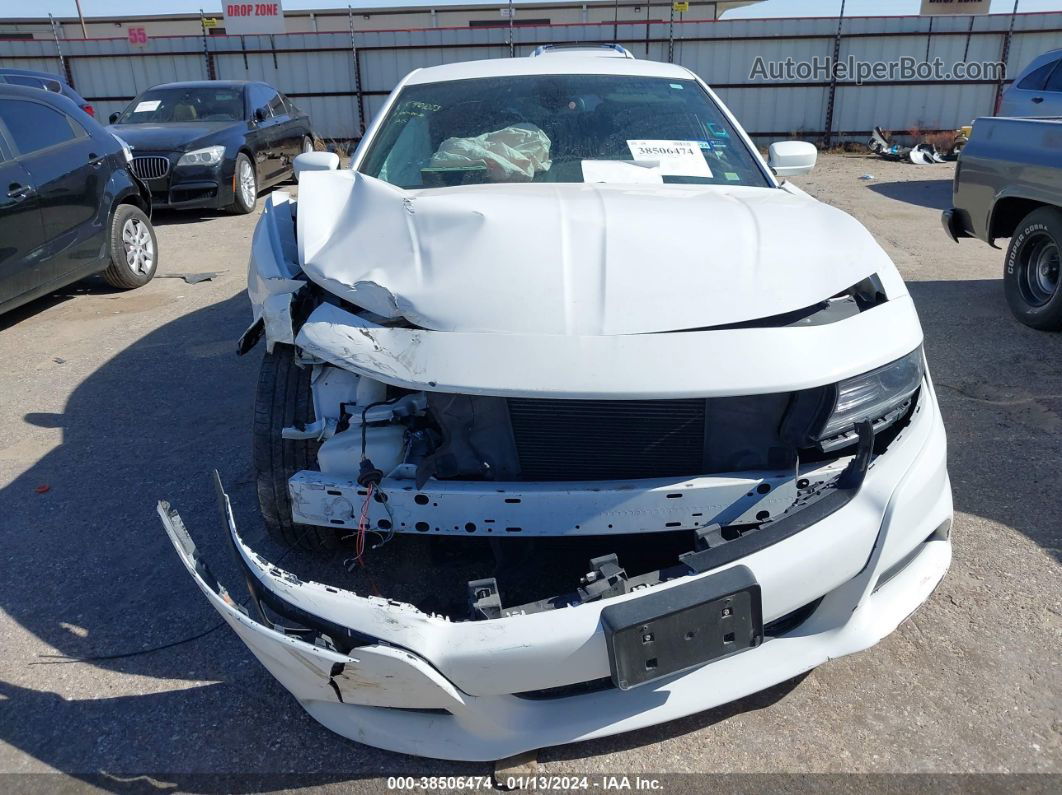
127,27,149,48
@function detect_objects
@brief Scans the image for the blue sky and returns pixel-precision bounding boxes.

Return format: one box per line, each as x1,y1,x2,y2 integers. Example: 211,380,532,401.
12,0,1062,19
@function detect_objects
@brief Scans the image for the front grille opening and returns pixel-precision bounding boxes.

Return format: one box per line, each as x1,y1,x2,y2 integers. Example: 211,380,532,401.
130,156,170,180
508,398,706,481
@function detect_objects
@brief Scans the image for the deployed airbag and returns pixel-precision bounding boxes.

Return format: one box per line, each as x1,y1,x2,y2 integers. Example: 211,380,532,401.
429,123,552,181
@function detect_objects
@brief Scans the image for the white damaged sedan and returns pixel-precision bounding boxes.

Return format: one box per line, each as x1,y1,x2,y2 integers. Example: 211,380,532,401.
159,48,952,761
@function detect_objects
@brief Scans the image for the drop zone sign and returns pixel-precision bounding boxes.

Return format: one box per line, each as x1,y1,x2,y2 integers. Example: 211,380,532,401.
225,3,286,35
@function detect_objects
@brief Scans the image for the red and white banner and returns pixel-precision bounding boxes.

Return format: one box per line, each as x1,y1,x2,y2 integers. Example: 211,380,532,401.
224,2,286,35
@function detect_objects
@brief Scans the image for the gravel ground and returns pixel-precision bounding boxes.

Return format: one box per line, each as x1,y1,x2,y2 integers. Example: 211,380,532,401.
0,155,1059,786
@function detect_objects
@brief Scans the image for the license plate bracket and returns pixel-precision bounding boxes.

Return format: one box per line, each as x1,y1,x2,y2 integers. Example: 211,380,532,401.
601,565,763,690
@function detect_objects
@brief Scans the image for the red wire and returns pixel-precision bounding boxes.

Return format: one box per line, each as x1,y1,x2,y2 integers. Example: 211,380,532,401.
355,482,375,568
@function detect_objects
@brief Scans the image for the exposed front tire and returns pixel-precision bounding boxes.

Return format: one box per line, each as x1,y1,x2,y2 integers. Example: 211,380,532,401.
301,135,314,154
102,204,157,289
1004,207,1062,331
230,152,258,215
253,344,339,551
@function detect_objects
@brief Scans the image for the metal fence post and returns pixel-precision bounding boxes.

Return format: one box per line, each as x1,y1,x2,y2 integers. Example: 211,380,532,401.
348,6,367,138
47,14,71,85
199,10,216,80
823,0,846,148
509,0,515,57
994,0,1020,114
644,4,651,57
668,4,675,63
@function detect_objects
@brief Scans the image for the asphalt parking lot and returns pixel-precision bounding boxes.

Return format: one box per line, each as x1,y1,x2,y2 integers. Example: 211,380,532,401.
0,154,1059,784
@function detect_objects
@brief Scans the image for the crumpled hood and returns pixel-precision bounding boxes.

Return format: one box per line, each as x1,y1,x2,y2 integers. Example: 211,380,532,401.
297,172,895,335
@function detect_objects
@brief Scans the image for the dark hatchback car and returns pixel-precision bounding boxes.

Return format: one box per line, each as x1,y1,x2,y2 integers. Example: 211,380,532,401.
0,84,156,316
107,80,315,214
0,67,96,119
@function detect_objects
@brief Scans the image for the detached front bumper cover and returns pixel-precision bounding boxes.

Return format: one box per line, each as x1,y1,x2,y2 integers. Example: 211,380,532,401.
158,399,952,760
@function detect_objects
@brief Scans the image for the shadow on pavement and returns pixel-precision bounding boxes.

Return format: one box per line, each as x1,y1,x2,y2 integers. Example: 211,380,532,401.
866,178,953,211
0,276,124,332
1,275,1059,778
150,208,235,226
907,278,1062,563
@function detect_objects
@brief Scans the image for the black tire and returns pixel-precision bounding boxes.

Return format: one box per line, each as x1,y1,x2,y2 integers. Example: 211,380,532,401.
1003,207,1062,331
230,152,258,215
253,344,339,551
102,204,157,289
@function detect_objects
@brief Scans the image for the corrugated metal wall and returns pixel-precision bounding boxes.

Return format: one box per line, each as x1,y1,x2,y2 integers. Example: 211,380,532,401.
1,12,1058,142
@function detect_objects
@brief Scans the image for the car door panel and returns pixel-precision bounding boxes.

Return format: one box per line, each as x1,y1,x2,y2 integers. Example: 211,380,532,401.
19,123,107,279
267,93,299,179
1003,58,1062,117
1040,62,1062,116
0,96,108,294
261,118,285,183
247,85,280,184
0,156,46,306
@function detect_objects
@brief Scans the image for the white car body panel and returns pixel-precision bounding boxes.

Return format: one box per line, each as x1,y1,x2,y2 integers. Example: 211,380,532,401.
160,382,951,760
295,172,899,336
293,297,923,398
168,52,955,762
405,55,695,84
245,191,303,351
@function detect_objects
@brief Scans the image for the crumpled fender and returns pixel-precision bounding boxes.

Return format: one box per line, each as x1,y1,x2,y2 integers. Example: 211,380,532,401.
247,191,305,351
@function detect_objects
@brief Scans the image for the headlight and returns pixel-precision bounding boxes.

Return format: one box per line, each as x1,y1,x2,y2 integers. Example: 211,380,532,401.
816,346,924,445
112,134,133,163
177,145,225,167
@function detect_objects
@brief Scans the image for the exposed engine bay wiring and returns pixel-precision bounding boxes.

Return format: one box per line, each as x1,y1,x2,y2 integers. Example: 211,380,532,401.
340,396,404,570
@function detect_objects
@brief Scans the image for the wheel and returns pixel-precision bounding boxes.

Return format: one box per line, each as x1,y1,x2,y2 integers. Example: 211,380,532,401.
1003,207,1062,331
230,152,258,214
102,204,157,289
253,344,339,551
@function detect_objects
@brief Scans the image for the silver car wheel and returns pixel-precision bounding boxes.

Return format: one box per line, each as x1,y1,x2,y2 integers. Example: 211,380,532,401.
302,136,314,154
122,217,154,275
239,158,256,206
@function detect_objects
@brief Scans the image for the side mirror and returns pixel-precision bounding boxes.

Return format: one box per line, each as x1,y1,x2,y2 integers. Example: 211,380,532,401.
254,107,268,123
109,112,120,124
293,151,339,182
768,140,817,177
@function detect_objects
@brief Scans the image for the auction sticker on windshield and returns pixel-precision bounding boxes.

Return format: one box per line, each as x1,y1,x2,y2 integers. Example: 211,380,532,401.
626,140,712,178
134,100,161,112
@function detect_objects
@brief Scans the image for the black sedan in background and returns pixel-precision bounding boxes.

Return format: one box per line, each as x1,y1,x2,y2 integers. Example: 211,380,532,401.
0,67,96,119
0,84,156,316
107,81,315,214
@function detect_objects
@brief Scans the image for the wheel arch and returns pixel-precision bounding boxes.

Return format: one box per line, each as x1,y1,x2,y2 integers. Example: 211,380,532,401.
103,170,151,234
989,196,1056,243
